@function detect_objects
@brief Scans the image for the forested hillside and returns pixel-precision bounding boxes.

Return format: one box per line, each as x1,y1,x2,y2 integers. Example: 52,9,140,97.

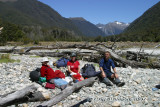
69,17,106,37
0,0,81,33
0,0,84,43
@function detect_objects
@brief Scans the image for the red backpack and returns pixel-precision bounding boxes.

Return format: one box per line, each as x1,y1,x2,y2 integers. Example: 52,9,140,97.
45,83,55,89
54,70,65,79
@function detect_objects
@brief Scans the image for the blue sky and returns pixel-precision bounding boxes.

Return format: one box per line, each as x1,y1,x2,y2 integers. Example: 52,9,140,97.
38,0,160,24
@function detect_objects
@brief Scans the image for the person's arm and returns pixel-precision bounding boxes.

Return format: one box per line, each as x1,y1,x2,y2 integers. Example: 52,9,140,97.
111,59,116,73
77,61,80,73
78,66,80,73
40,67,45,77
67,65,73,73
100,67,106,78
113,68,117,73
111,60,118,78
67,61,73,73
99,59,106,78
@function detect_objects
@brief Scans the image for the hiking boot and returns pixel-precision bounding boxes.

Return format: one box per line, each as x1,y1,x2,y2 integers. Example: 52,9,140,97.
116,82,125,87
105,82,113,86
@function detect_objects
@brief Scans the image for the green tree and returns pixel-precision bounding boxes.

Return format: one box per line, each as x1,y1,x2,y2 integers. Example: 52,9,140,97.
0,22,26,45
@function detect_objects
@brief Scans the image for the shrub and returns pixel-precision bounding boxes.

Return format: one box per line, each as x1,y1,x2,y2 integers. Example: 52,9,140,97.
0,54,20,63
22,37,32,44
34,40,39,45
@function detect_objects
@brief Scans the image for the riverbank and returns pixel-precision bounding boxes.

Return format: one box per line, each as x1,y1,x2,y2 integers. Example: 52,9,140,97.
0,54,159,107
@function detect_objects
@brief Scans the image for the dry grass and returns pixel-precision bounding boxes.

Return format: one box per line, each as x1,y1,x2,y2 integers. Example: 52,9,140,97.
6,41,159,49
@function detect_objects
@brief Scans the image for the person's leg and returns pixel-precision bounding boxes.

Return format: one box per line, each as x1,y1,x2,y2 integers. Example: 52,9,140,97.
107,72,116,84
102,72,113,86
80,76,84,80
110,73,120,83
108,74,115,84
71,76,79,83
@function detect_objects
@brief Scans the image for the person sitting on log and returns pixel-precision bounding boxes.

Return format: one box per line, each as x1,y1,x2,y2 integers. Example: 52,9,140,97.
99,51,125,87
67,53,84,83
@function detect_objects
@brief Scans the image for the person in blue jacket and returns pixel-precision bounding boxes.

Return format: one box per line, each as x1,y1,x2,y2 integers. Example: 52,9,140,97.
99,51,125,87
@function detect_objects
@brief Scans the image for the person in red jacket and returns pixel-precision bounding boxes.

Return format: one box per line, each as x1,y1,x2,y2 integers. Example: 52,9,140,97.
67,53,84,82
40,57,57,81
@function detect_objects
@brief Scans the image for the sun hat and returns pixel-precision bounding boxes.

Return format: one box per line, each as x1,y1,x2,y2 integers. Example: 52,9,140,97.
41,57,49,63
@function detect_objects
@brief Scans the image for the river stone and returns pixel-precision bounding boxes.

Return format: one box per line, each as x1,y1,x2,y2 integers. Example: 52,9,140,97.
99,84,105,88
126,105,133,107
93,82,99,87
102,88,108,93
112,101,121,107
135,78,141,84
70,95,77,99
22,103,28,107
152,98,157,101
114,91,120,96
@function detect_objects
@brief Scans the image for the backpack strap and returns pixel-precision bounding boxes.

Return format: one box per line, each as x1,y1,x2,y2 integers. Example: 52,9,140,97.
45,67,51,71
91,64,96,70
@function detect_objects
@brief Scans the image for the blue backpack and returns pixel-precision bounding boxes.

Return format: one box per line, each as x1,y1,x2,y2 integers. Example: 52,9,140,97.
49,78,68,90
81,64,101,78
56,57,69,68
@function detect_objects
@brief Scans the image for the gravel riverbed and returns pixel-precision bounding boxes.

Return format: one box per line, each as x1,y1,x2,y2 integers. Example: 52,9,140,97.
0,54,159,107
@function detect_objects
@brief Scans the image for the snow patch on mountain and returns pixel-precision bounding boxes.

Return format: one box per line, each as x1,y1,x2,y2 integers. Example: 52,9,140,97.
96,21,130,36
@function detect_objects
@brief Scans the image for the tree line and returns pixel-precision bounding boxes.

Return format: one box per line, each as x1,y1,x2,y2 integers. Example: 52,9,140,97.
0,18,160,45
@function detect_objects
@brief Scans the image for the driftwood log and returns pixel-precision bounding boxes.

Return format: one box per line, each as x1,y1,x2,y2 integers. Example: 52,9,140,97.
38,77,97,107
0,43,160,68
126,51,149,62
24,44,159,68
0,46,17,53
0,84,50,107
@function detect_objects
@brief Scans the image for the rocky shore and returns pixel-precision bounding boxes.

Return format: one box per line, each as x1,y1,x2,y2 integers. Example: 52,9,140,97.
0,54,159,107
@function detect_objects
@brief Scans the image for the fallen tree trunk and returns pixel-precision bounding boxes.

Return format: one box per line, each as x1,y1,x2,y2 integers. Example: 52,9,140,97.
0,46,17,53
0,84,50,107
0,43,159,68
38,77,97,107
26,51,100,58
126,51,149,62
36,44,148,68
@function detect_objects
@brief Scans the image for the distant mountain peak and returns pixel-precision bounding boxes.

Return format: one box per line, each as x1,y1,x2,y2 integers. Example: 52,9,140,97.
114,21,123,25
69,17,86,21
96,21,129,36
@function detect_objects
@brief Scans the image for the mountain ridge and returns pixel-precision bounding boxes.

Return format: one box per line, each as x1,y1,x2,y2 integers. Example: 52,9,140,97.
0,0,107,37
70,17,106,37
0,0,82,35
96,21,129,36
